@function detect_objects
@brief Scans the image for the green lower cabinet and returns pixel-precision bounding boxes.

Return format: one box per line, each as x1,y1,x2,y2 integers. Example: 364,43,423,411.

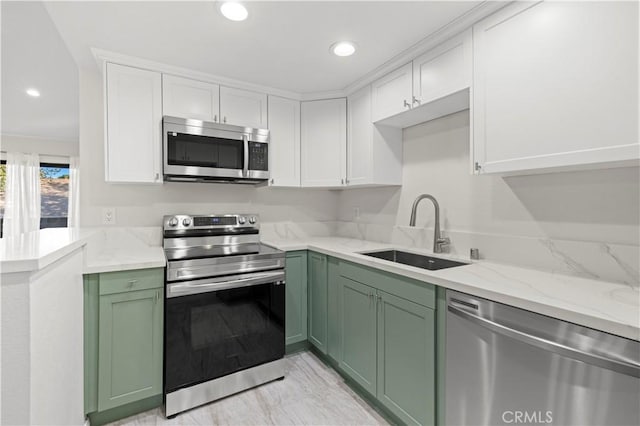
326,256,341,362
98,288,163,411
285,251,308,345
335,259,438,426
339,276,378,395
84,268,164,424
377,291,435,426
308,252,328,353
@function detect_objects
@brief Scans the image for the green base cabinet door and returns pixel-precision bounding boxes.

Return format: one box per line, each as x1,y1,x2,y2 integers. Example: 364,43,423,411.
339,276,377,396
377,291,435,426
326,256,341,362
98,287,163,411
308,252,328,353
285,251,308,345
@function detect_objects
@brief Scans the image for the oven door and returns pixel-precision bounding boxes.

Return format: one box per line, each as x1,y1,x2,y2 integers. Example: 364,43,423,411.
163,122,246,179
164,270,285,394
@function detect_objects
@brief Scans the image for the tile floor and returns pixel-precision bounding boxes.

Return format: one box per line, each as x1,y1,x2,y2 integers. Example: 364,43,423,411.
108,351,389,426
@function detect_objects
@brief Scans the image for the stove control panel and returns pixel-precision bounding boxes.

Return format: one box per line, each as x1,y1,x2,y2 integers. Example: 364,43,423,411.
163,214,259,231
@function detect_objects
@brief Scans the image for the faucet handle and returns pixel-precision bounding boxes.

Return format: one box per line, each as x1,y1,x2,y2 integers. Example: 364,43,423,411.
435,237,451,253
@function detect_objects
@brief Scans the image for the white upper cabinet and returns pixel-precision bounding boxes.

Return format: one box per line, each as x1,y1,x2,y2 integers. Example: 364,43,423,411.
268,96,301,187
371,63,413,122
105,63,162,184
301,98,347,187
473,1,639,174
412,29,471,105
347,85,402,187
162,75,220,122
219,86,268,128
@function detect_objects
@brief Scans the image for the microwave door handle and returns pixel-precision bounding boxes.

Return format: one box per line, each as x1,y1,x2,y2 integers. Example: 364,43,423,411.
243,134,249,178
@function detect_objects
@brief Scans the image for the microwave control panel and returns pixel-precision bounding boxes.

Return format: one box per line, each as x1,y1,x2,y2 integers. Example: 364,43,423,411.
248,142,268,171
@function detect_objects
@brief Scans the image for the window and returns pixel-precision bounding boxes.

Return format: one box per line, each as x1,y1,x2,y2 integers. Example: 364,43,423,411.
0,160,70,237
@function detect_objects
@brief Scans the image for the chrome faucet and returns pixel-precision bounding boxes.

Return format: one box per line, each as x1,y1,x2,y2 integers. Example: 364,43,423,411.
409,194,450,253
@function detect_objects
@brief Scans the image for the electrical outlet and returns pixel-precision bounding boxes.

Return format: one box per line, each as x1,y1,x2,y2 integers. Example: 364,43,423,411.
102,207,117,225
354,207,360,220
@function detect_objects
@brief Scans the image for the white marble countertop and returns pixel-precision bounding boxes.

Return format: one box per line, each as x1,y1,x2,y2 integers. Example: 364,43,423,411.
0,227,166,275
264,237,640,341
0,228,97,273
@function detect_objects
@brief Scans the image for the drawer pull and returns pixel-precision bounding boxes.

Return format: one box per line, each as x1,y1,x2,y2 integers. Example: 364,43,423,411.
127,280,138,286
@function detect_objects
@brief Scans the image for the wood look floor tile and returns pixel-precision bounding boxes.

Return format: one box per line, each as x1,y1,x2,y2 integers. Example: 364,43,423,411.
107,351,388,426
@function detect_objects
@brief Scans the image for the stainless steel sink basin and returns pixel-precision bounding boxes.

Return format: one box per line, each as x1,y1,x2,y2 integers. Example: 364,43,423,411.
362,249,467,271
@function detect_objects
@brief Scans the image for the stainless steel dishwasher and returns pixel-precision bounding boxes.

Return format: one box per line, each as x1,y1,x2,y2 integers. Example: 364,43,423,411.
445,290,640,426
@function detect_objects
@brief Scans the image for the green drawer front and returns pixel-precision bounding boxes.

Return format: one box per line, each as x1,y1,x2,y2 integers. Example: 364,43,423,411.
99,268,164,295
338,261,435,309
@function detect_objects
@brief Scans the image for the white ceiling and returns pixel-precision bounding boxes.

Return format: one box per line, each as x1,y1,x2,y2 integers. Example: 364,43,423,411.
1,1,79,141
44,0,482,94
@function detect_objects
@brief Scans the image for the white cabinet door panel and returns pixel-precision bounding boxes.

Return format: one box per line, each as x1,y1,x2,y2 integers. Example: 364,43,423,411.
268,96,300,187
162,75,219,122
413,29,471,105
220,86,268,128
473,1,639,174
106,63,162,183
301,99,347,187
347,86,373,186
372,63,413,122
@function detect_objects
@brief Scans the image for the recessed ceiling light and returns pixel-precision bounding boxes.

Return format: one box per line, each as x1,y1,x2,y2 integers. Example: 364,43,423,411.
220,2,248,21
331,41,356,57
26,88,40,97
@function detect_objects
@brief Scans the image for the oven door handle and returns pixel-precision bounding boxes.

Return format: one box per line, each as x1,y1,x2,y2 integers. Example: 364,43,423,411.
166,271,285,298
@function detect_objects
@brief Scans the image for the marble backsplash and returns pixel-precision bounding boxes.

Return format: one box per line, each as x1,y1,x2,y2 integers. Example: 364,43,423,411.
335,221,640,288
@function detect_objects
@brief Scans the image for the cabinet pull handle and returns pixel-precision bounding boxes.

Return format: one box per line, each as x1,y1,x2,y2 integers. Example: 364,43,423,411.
341,178,344,185
270,178,274,184
155,290,159,303
155,173,159,181
127,280,138,286
214,114,218,122
412,96,421,105
403,99,411,109
223,116,227,123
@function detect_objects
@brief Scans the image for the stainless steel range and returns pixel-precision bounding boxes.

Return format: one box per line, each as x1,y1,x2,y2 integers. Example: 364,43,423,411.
162,214,285,418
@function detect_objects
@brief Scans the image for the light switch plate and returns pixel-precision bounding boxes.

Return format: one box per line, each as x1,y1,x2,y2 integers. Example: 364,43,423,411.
102,207,117,225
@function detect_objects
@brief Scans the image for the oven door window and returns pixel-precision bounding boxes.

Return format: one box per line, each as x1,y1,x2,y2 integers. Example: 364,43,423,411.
164,282,284,393
167,132,243,169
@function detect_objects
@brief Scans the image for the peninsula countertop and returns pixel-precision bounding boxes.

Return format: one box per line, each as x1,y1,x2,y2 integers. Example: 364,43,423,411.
264,237,640,341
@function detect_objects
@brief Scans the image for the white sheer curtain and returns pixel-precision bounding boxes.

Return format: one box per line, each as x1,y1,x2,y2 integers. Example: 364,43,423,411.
2,152,41,238
68,156,80,228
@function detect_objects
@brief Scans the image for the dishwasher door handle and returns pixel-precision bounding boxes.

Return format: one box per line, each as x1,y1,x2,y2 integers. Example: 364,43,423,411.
448,304,640,378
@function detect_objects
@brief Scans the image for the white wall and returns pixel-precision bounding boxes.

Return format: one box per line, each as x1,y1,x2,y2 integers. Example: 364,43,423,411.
79,69,338,228
0,134,78,158
337,111,640,284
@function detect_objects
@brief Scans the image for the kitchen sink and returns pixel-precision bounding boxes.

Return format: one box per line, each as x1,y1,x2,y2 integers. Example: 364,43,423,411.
362,249,467,271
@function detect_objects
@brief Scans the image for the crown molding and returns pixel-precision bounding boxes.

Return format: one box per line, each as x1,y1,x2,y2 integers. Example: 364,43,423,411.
91,47,303,101
342,1,510,96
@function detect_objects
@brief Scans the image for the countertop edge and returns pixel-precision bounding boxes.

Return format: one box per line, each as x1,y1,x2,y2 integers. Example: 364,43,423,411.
267,239,640,342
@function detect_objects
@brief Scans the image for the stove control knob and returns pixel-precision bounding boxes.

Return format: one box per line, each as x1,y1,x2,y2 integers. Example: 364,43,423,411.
238,216,247,225
249,216,257,224
182,217,192,227
168,217,178,227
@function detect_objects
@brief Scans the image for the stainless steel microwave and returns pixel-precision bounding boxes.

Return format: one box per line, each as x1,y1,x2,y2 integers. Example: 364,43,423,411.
162,116,269,184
